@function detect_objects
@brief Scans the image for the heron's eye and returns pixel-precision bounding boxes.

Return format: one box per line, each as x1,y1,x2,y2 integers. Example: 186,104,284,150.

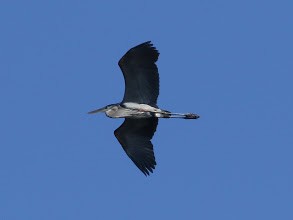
109,106,118,112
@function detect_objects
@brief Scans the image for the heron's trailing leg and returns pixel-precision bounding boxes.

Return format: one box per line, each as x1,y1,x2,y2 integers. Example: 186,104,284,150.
155,112,200,119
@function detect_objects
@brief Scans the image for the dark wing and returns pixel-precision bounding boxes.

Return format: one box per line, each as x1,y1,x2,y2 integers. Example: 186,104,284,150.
118,41,160,106
114,118,158,176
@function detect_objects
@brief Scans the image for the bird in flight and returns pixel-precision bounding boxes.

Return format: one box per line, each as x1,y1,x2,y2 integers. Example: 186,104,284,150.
89,41,200,175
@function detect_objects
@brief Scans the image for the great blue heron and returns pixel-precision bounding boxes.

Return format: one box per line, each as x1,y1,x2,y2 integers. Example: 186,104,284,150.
89,41,200,175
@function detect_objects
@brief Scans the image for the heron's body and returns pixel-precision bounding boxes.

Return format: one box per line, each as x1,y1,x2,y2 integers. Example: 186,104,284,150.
89,41,200,175
106,102,164,118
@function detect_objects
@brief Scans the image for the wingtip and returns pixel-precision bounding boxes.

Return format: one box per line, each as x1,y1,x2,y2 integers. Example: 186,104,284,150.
141,169,151,176
140,165,155,176
139,40,153,47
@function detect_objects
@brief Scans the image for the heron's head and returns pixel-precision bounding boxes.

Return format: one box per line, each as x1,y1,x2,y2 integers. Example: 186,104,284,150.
88,104,118,115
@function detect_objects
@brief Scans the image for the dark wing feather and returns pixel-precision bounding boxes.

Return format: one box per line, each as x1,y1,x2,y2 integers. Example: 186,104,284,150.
114,118,158,176
118,41,160,106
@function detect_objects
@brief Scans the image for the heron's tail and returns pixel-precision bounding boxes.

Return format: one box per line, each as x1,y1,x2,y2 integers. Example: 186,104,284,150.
158,112,200,119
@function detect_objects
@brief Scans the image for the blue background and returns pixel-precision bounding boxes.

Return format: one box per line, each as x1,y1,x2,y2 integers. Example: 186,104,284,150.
1,1,292,219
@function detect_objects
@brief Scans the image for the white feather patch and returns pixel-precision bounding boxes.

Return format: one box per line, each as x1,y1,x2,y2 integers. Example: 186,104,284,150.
123,102,163,112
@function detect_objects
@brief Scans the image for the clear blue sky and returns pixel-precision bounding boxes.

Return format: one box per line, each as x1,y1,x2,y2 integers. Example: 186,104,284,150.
1,1,292,219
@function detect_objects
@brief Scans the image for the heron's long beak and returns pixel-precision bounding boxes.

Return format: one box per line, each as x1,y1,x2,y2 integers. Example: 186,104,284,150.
88,107,107,114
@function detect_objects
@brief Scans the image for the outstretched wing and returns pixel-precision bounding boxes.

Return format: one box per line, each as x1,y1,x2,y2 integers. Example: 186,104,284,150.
114,118,158,175
118,41,160,106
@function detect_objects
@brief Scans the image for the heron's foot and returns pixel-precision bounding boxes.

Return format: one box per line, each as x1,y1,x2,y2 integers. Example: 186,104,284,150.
185,113,200,119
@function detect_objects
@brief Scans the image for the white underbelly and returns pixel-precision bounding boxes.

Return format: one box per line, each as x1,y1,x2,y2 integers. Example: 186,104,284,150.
123,102,163,113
